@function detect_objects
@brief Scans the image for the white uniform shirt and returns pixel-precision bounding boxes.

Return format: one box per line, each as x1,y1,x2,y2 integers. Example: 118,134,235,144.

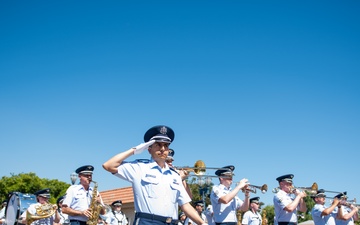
0,206,5,219
109,211,128,225
20,203,56,225
273,190,298,223
210,184,244,223
58,210,69,225
242,210,262,225
63,184,101,222
115,159,191,219
311,204,336,225
205,205,215,225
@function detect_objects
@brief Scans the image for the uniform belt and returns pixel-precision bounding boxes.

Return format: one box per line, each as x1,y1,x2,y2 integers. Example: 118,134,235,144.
69,220,87,225
278,222,297,225
135,212,179,224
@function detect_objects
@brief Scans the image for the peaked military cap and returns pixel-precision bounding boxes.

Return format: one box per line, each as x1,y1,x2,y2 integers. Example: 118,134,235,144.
75,165,94,174
312,189,326,198
34,188,51,198
167,149,175,160
215,165,235,176
250,197,260,204
111,200,122,206
276,174,294,183
334,192,347,199
194,200,204,206
179,212,186,218
144,125,175,143
57,195,65,205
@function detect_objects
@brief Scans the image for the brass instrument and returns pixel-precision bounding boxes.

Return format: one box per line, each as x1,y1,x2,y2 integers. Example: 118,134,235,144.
272,182,318,194
175,160,233,177
26,203,57,225
243,184,268,194
86,181,103,225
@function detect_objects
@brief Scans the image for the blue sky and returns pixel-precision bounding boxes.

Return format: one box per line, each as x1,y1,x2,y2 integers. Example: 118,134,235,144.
1,1,359,207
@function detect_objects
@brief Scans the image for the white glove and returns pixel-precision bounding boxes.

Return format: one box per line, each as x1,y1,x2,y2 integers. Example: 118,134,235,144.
133,140,155,155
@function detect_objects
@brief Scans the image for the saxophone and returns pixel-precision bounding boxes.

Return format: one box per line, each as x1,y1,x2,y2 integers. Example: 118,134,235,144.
87,181,103,225
261,209,268,225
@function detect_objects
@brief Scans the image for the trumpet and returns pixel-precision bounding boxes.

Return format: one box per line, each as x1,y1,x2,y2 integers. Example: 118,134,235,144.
290,182,318,194
175,160,233,177
242,184,268,194
272,182,318,194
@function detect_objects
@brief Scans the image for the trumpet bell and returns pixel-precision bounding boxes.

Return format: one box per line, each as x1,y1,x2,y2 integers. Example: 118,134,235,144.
244,184,268,194
193,160,206,175
174,160,233,177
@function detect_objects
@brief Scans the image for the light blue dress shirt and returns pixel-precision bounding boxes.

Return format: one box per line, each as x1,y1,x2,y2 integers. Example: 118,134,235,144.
210,184,244,223
114,159,191,220
311,204,336,225
273,190,298,223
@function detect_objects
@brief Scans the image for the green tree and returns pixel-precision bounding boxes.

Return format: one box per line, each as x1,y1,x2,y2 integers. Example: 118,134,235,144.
0,172,70,204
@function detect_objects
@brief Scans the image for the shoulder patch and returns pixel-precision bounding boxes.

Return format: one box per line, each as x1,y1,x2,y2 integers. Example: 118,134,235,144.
136,159,150,163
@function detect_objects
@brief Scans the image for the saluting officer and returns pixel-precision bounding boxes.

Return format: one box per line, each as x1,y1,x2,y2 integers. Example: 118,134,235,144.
102,125,207,225
242,197,262,225
273,174,307,225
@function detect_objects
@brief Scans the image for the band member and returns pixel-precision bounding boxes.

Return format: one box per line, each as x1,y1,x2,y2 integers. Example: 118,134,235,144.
242,197,262,225
311,189,343,225
102,125,207,225
62,165,106,225
20,188,60,225
185,201,206,225
109,200,128,225
334,192,358,225
55,196,70,225
210,165,250,225
273,174,307,225
178,212,187,225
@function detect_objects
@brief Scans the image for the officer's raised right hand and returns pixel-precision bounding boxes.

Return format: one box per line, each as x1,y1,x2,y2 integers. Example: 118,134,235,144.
133,140,155,155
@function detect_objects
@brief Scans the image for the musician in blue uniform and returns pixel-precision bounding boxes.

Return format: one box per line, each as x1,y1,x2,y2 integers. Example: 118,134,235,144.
241,197,262,225
108,200,128,225
20,188,60,225
273,174,307,225
311,189,343,225
185,201,206,225
103,125,207,225
62,165,105,225
210,165,250,225
56,196,70,225
334,193,358,225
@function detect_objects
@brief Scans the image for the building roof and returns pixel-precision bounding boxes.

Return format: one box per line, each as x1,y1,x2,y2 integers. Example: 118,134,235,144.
100,186,134,205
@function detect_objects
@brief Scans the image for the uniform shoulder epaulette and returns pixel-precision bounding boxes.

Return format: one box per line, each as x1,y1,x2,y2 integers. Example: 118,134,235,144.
170,167,180,175
135,159,150,163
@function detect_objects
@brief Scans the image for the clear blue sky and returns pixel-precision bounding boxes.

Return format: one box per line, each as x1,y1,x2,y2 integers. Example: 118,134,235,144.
1,1,359,207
